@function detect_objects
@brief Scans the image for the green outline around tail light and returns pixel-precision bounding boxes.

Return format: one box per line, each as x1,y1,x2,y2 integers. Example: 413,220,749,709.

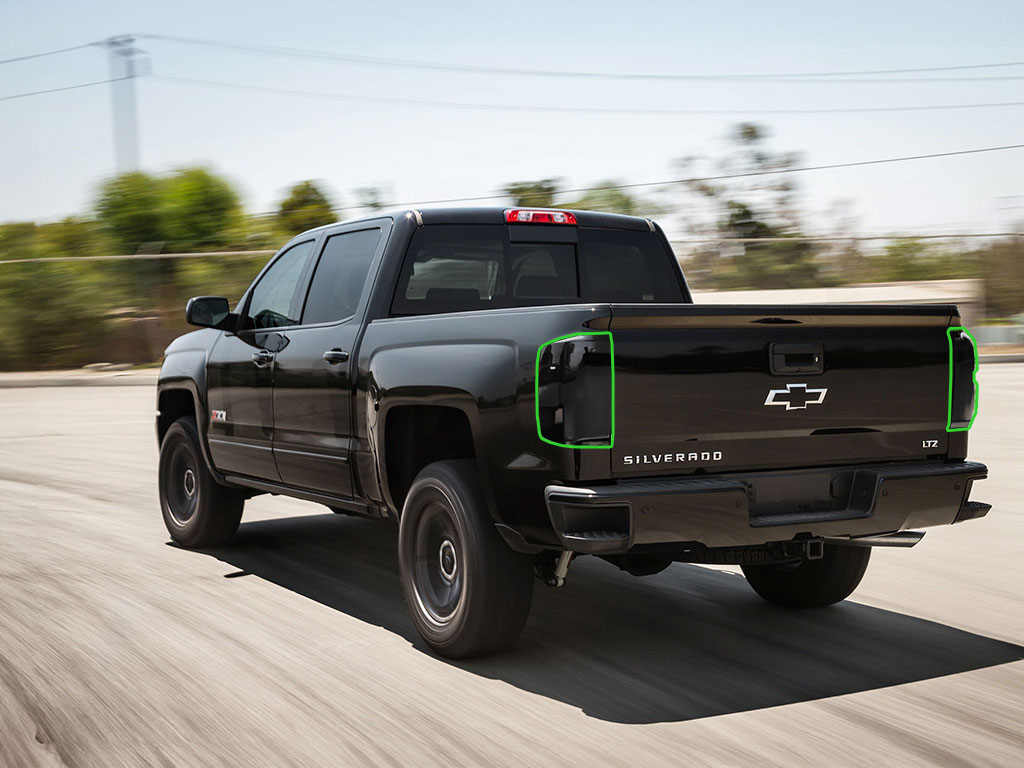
535,331,615,449
946,326,978,432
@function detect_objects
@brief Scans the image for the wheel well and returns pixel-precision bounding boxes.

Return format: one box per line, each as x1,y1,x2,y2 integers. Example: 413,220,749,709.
384,405,475,513
157,388,196,445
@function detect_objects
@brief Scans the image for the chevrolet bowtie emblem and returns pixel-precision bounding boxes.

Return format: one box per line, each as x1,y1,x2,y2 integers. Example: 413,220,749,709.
764,383,828,410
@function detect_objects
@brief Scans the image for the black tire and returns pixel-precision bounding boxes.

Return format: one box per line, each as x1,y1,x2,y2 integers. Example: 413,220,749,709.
398,460,534,659
159,415,244,548
741,544,871,608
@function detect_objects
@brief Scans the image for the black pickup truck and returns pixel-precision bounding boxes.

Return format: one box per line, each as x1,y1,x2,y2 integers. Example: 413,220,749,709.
157,206,989,658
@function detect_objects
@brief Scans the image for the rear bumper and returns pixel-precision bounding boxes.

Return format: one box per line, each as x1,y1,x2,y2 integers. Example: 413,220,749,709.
544,460,989,554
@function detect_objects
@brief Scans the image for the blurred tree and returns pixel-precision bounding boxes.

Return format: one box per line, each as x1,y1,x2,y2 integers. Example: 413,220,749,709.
976,235,1024,317
222,214,281,251
863,239,977,284
355,185,389,212
502,178,663,217
95,172,165,253
93,168,243,316
163,168,243,251
675,123,820,289
817,199,867,285
712,202,820,289
503,179,561,207
277,180,335,235
0,222,39,260
0,258,115,370
37,217,109,259
866,240,931,282
563,184,638,215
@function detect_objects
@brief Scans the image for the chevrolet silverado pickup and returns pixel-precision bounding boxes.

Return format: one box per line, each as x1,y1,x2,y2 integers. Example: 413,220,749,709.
157,206,989,658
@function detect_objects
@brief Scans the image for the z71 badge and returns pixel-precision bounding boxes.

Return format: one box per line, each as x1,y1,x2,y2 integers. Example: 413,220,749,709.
210,409,227,423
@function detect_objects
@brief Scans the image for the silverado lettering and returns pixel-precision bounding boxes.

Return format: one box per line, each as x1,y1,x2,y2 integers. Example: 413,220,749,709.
623,451,723,465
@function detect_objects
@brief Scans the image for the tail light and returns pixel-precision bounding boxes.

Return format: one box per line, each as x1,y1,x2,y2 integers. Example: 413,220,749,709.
505,209,577,225
947,328,978,431
535,333,614,448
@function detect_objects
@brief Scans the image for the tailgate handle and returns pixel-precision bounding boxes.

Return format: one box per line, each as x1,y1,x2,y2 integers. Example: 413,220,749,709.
770,342,823,375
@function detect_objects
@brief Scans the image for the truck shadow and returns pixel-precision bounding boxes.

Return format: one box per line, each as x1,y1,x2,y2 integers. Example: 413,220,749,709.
192,513,1023,725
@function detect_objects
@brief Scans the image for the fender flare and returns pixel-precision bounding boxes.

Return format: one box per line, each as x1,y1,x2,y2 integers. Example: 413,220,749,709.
366,340,518,519
157,369,225,482
373,390,486,516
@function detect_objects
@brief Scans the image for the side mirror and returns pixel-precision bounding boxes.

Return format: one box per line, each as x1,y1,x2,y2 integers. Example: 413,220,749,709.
185,296,236,330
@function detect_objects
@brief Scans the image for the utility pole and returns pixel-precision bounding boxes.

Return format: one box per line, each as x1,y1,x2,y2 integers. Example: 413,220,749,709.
102,36,148,172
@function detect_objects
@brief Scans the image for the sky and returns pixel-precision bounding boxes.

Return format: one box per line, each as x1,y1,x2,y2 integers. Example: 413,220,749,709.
1,0,1023,240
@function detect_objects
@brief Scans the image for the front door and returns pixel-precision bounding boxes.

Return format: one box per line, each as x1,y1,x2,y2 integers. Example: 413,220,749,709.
205,239,316,480
272,224,385,496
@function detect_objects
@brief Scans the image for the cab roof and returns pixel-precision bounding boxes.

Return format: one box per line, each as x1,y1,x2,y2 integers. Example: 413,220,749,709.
302,206,656,235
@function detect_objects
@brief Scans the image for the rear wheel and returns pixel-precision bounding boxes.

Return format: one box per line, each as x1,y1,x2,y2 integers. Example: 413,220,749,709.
398,460,534,658
159,415,244,548
741,544,871,608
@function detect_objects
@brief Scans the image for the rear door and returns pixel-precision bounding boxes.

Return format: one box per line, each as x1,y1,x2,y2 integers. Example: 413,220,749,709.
271,221,388,496
607,305,955,476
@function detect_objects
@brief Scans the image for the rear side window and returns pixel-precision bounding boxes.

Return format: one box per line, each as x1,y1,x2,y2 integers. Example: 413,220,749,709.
302,228,381,325
402,229,504,313
391,224,682,316
578,228,684,303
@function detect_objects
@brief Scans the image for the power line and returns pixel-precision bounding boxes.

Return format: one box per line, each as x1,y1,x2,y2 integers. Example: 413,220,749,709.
152,75,1024,115
0,42,96,66
672,233,1023,244
322,143,1024,211
139,33,1024,83
0,77,127,103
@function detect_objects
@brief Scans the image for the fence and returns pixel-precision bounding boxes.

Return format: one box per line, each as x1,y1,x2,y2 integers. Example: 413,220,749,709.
1,233,1022,370
0,251,272,370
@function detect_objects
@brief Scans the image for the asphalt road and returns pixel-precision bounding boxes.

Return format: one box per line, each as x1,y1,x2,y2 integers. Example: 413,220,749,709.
2,367,1022,767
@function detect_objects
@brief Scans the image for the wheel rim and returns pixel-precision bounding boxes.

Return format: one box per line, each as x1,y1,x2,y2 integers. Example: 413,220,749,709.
164,440,199,525
410,494,465,628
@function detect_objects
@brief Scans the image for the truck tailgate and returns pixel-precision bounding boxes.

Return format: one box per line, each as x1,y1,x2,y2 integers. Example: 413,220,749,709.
606,304,958,476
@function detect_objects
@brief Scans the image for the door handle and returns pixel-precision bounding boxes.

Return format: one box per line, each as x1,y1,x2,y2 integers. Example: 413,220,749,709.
323,349,349,364
251,349,275,366
770,342,823,375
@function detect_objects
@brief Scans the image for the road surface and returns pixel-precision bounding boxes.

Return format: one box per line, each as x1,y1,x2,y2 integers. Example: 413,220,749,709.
2,366,1022,767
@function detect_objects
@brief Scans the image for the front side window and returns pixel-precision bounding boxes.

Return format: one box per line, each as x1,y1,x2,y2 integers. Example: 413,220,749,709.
301,228,381,325
247,240,314,329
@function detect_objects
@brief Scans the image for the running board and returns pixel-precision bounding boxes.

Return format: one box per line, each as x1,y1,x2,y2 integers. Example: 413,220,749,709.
825,531,925,548
222,475,384,518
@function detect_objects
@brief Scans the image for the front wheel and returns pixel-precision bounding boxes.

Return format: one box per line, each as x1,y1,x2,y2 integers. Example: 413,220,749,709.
159,415,244,548
741,544,871,608
398,460,534,659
